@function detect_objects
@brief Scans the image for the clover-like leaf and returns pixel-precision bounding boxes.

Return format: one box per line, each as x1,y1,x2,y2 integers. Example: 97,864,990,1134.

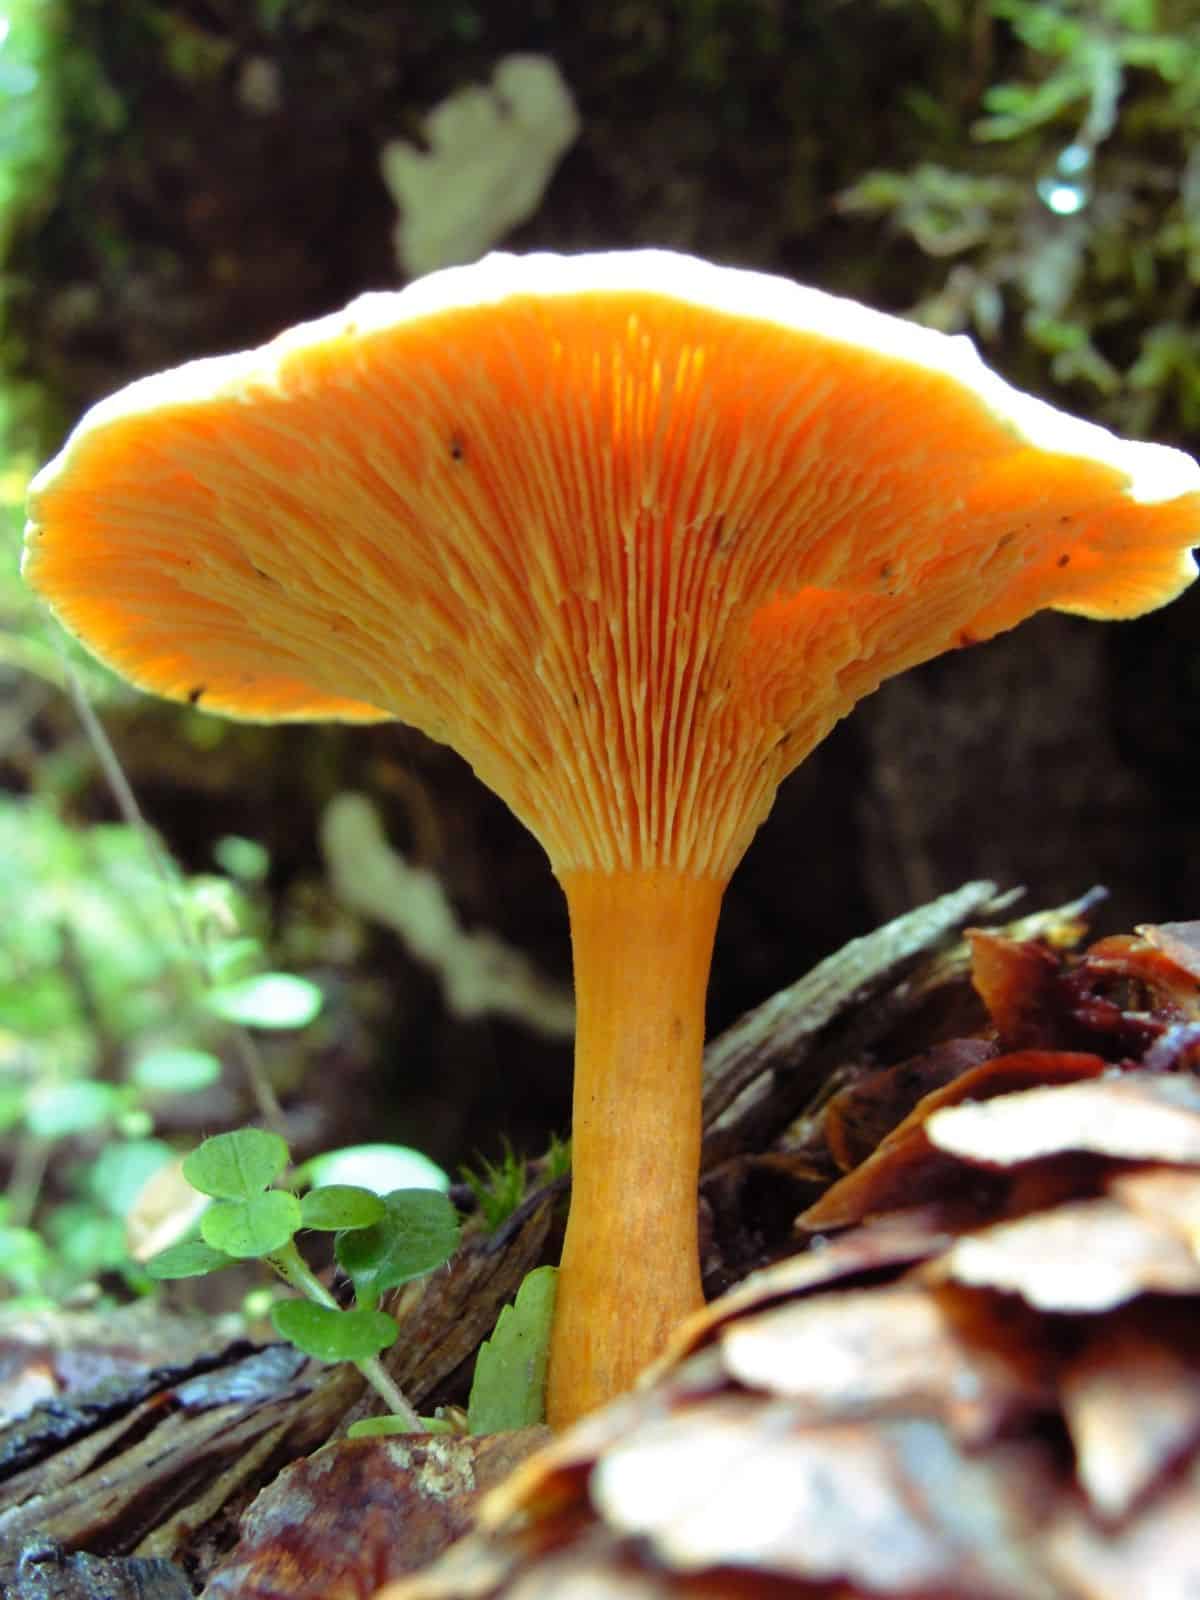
201,1191,300,1258
336,1188,460,1311
300,1185,386,1232
145,1239,236,1280
270,1300,398,1363
182,1128,289,1200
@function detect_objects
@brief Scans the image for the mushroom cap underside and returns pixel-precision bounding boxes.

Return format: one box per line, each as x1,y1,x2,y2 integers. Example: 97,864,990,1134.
24,250,1200,876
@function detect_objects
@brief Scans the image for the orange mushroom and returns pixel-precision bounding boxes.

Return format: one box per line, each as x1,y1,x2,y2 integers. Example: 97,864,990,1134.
23,251,1200,1427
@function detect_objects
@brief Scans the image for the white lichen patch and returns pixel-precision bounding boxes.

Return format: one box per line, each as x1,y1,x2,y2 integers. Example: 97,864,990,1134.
386,1435,478,1501
380,55,580,279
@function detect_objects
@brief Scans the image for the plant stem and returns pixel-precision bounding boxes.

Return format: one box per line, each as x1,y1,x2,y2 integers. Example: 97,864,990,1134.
269,1241,422,1430
61,655,285,1131
6,1134,51,1230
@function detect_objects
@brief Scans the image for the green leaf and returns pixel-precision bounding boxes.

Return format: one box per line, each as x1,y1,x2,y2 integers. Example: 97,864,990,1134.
467,1266,557,1434
25,1080,122,1138
201,1191,301,1258
347,1415,425,1438
207,936,265,982
0,1226,51,1293
207,973,323,1029
116,1108,155,1139
145,1239,236,1279
301,1143,451,1195
182,1128,289,1199
131,1047,222,1094
212,834,270,884
335,1189,460,1311
269,1300,398,1362
300,1185,385,1232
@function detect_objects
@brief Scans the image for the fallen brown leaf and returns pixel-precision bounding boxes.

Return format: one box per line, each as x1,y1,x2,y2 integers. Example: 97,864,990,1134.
716,1281,1046,1444
925,1073,1200,1168
1139,920,1200,982
797,1051,1108,1233
374,1033,1200,1597
934,1196,1200,1311
1109,1165,1200,1249
1060,1321,1200,1519
967,928,1063,1049
822,1039,997,1172
588,1405,1057,1598
1047,1456,1200,1600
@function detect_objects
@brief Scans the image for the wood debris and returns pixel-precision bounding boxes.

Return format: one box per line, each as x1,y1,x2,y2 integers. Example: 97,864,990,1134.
8,888,1200,1596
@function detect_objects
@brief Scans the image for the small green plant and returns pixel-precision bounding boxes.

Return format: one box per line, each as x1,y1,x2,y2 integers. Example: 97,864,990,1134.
467,1265,558,1434
0,796,333,1305
147,1127,460,1429
147,1127,559,1433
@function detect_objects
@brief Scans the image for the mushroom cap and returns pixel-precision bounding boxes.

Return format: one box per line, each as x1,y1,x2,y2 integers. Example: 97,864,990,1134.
24,250,1200,877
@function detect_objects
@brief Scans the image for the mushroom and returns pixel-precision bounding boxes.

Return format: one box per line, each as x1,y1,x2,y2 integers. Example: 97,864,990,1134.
23,250,1200,1427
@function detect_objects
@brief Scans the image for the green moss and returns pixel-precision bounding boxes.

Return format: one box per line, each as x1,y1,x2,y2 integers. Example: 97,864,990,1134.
0,0,66,469
0,1,62,255
837,0,1200,439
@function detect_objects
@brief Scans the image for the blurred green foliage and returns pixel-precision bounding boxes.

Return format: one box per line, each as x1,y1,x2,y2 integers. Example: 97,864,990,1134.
0,792,330,1305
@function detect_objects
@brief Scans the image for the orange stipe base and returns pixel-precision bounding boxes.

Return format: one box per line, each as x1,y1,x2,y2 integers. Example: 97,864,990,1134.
546,867,723,1428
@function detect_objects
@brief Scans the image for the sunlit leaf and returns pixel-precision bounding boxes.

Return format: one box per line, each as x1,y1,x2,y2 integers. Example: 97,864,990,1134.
302,1142,451,1195
46,1204,131,1273
0,1225,50,1292
207,972,323,1029
0,1085,27,1133
207,936,264,982
348,1414,427,1438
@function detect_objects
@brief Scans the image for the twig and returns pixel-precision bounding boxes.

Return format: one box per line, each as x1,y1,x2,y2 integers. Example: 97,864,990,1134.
60,657,285,1130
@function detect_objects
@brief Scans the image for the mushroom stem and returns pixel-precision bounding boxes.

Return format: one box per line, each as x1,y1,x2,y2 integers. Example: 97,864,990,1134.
547,867,723,1428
